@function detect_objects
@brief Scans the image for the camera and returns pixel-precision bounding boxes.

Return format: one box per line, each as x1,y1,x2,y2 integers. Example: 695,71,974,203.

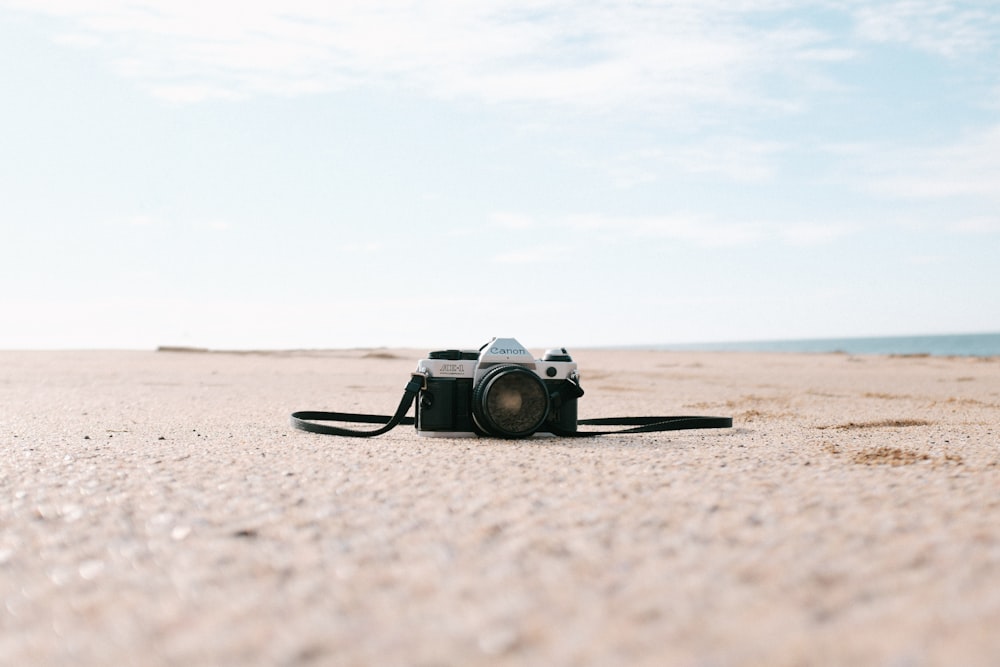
290,336,732,439
413,337,584,438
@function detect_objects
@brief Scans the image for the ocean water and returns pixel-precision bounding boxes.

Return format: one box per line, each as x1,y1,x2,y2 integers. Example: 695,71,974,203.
649,332,1000,357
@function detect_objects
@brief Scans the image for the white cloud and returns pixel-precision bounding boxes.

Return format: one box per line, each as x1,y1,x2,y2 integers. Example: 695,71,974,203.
124,214,160,227
146,83,243,104
490,212,535,230
7,1,999,120
203,220,235,232
852,1,1000,58
492,249,557,264
51,31,103,48
951,217,1000,234
561,213,782,247
667,137,787,183
114,214,238,233
548,212,857,247
779,222,856,246
864,125,1000,202
341,241,382,253
1,0,854,115
597,136,787,190
906,254,950,266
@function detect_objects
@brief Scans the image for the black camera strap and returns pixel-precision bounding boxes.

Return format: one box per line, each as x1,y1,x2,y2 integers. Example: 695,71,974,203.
290,375,732,438
290,374,423,437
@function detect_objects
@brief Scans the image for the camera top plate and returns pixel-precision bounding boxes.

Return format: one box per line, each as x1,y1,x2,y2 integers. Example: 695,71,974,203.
478,337,534,364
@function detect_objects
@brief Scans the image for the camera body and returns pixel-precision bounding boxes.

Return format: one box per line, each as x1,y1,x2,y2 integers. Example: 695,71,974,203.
414,337,583,438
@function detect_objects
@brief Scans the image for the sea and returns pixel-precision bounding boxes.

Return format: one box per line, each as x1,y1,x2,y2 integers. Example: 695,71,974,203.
646,332,1000,357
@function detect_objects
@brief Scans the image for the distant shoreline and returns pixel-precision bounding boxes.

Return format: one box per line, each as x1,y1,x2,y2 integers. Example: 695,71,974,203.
6,332,998,357
150,332,1000,359
624,331,1000,357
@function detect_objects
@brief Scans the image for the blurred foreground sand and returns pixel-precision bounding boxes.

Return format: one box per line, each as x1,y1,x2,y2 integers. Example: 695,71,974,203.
2,348,999,666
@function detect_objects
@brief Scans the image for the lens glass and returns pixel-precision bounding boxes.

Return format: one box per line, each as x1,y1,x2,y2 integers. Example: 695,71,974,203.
475,366,549,437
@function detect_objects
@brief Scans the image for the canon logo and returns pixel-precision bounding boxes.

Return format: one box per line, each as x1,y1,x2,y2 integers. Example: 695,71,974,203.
490,347,528,355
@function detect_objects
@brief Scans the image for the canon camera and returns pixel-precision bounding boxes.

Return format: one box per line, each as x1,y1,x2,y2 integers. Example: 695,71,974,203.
413,337,583,438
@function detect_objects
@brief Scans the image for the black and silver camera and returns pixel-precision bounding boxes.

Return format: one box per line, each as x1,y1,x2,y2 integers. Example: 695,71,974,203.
413,337,584,438
290,336,731,439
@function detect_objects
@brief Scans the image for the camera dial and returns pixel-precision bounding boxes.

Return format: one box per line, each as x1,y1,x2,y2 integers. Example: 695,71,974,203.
543,348,573,362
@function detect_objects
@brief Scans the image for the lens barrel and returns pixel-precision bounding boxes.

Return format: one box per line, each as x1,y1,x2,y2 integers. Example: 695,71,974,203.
472,365,550,438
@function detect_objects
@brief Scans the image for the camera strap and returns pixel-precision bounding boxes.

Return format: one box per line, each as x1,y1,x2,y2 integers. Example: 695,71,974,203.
290,375,732,438
290,374,423,437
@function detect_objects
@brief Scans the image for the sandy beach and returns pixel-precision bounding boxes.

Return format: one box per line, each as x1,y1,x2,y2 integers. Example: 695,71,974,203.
2,347,999,666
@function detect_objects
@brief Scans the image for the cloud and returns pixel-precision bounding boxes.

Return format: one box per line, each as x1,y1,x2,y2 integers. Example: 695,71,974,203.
340,241,382,253
562,213,763,246
124,214,160,227
492,249,557,264
905,254,950,266
951,217,1000,234
668,137,787,184
0,0,864,115
779,222,856,246
145,83,243,105
490,212,534,230
851,1,1000,58
600,137,786,189
113,214,237,233
203,219,234,232
863,125,1000,202
487,207,843,253
558,213,852,247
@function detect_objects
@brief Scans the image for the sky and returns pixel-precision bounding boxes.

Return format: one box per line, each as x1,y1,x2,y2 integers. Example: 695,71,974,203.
1,0,999,351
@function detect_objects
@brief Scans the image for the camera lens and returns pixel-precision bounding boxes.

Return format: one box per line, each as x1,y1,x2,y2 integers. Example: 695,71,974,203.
472,365,550,438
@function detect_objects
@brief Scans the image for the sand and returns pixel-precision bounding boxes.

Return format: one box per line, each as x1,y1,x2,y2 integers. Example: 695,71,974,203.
2,347,999,666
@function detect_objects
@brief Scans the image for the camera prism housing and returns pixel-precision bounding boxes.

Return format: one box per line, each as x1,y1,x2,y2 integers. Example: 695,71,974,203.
414,337,583,438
